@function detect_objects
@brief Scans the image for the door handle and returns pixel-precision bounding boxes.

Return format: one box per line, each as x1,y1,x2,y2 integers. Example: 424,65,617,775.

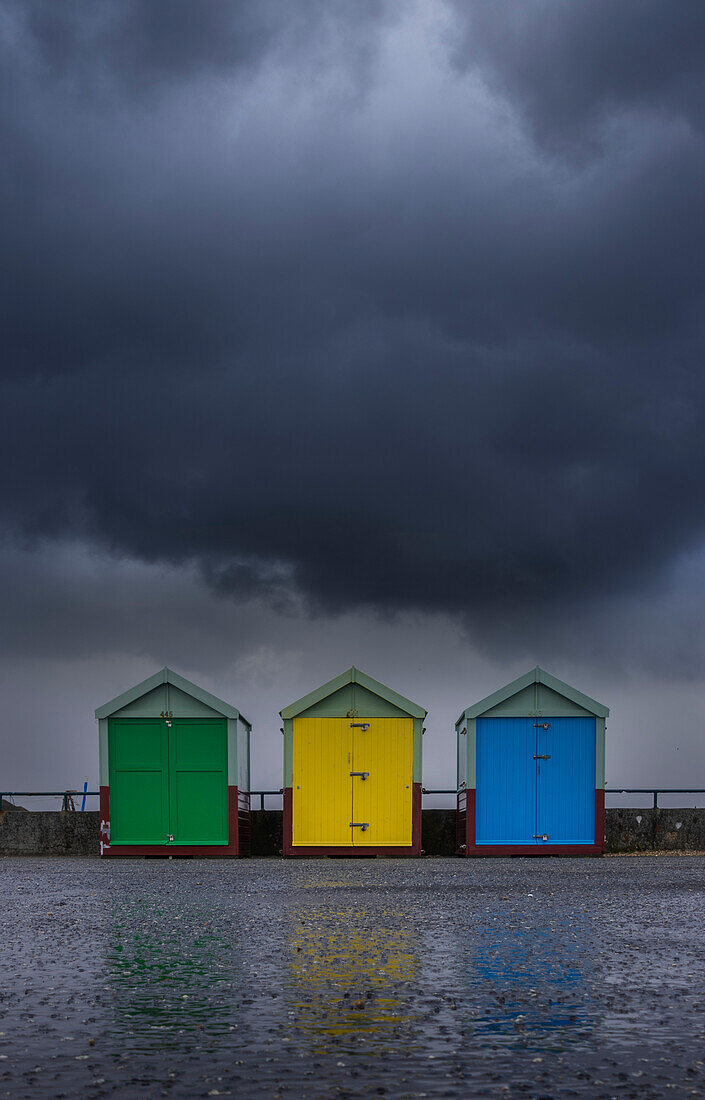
533,754,551,760
350,822,369,831
533,834,549,841
350,771,370,780
350,723,370,730
167,834,174,841
533,722,551,729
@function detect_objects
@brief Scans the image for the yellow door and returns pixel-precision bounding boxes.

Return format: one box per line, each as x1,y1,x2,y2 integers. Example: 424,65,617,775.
351,718,413,847
292,717,353,846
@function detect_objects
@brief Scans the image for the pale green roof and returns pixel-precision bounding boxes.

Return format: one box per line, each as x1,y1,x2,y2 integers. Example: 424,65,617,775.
280,666,426,719
95,667,249,723
458,665,609,724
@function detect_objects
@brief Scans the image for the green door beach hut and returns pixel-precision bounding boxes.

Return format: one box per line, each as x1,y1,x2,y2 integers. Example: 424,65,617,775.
96,668,251,857
456,667,608,856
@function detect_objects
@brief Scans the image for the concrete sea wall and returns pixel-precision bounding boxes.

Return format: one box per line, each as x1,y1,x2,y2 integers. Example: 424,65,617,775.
0,810,100,855
1,807,704,856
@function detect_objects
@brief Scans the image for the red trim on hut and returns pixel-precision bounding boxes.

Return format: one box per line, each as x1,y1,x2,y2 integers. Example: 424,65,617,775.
283,782,423,857
461,786,603,857
100,785,245,857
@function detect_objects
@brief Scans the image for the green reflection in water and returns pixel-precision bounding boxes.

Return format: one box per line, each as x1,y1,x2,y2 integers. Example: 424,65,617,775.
104,897,241,1053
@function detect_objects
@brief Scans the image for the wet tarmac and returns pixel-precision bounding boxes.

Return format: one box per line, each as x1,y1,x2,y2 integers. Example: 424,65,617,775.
1,856,704,1098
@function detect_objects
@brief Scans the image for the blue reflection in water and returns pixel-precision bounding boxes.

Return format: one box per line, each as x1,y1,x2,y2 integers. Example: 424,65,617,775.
460,906,599,1052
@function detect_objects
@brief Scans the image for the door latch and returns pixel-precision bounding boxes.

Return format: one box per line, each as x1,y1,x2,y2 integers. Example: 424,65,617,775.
533,754,551,760
533,834,550,841
350,723,370,730
167,834,174,841
350,771,370,780
350,822,369,831
533,722,551,729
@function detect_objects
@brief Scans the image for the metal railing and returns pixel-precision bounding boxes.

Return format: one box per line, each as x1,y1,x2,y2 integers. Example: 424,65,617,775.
3,787,705,812
424,788,705,809
1,789,99,811
249,790,282,810
605,788,705,810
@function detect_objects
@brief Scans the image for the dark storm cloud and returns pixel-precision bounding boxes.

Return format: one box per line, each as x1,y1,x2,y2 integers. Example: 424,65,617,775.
448,0,705,155
2,0,705,642
21,0,385,89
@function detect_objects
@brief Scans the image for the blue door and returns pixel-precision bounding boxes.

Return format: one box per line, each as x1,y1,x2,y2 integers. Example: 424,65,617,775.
536,718,596,844
476,716,596,847
476,718,536,844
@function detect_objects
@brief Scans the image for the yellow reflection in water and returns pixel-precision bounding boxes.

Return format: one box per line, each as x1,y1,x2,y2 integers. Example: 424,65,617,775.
288,907,418,1050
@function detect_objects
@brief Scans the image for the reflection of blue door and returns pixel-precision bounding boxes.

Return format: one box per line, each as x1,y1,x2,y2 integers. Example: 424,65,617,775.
476,717,596,846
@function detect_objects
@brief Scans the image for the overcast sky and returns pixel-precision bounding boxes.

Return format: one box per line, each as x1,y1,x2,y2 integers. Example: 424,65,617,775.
2,0,705,804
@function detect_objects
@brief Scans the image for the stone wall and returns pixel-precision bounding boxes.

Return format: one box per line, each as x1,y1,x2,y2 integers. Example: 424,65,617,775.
0,810,100,855
2,807,705,856
604,808,705,853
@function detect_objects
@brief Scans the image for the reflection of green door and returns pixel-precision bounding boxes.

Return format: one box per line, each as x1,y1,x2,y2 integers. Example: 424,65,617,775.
108,719,228,846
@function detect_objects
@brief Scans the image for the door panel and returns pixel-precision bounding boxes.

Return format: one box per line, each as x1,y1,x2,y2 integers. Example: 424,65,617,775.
476,718,537,845
169,719,228,845
292,718,353,846
352,718,413,847
536,717,596,844
108,719,169,845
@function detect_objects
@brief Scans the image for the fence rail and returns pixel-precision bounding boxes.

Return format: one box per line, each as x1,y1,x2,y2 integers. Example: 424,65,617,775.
605,788,705,810
0,789,99,811
3,788,705,812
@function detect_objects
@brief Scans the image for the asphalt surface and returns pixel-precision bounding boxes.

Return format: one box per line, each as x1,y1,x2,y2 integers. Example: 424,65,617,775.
1,856,704,1099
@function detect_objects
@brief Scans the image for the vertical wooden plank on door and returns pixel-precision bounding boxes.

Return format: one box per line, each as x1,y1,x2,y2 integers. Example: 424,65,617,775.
292,718,353,846
108,719,169,845
352,718,413,847
169,719,228,845
476,718,537,845
536,718,596,844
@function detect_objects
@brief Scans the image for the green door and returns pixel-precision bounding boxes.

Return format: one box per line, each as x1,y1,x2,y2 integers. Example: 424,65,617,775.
108,718,228,846
108,719,169,844
169,719,229,845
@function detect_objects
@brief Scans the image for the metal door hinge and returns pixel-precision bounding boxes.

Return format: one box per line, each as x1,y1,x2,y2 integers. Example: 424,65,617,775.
533,754,551,760
533,834,549,841
350,723,370,730
350,771,370,780
533,722,550,729
350,822,369,831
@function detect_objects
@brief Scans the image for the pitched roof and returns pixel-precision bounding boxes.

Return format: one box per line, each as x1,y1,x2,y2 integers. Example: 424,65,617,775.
459,665,609,723
95,667,248,723
280,665,426,719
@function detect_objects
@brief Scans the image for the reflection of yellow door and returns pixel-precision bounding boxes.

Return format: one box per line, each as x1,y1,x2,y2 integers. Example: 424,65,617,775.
292,718,352,846
352,719,413,847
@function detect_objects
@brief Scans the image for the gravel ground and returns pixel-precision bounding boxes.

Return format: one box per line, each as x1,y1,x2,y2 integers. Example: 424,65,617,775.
1,856,704,1099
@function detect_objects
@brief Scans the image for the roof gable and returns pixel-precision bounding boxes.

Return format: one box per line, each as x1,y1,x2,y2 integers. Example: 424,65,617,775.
460,666,608,723
95,667,248,723
280,666,426,719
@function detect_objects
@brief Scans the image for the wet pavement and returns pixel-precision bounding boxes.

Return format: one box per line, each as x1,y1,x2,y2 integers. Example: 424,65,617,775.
1,857,704,1098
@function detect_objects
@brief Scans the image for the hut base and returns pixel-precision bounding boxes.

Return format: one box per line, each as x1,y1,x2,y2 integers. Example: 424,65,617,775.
98,785,249,857
457,788,605,857
282,783,423,857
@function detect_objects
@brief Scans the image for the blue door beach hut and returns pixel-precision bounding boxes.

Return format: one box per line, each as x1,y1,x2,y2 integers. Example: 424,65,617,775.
456,667,608,856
